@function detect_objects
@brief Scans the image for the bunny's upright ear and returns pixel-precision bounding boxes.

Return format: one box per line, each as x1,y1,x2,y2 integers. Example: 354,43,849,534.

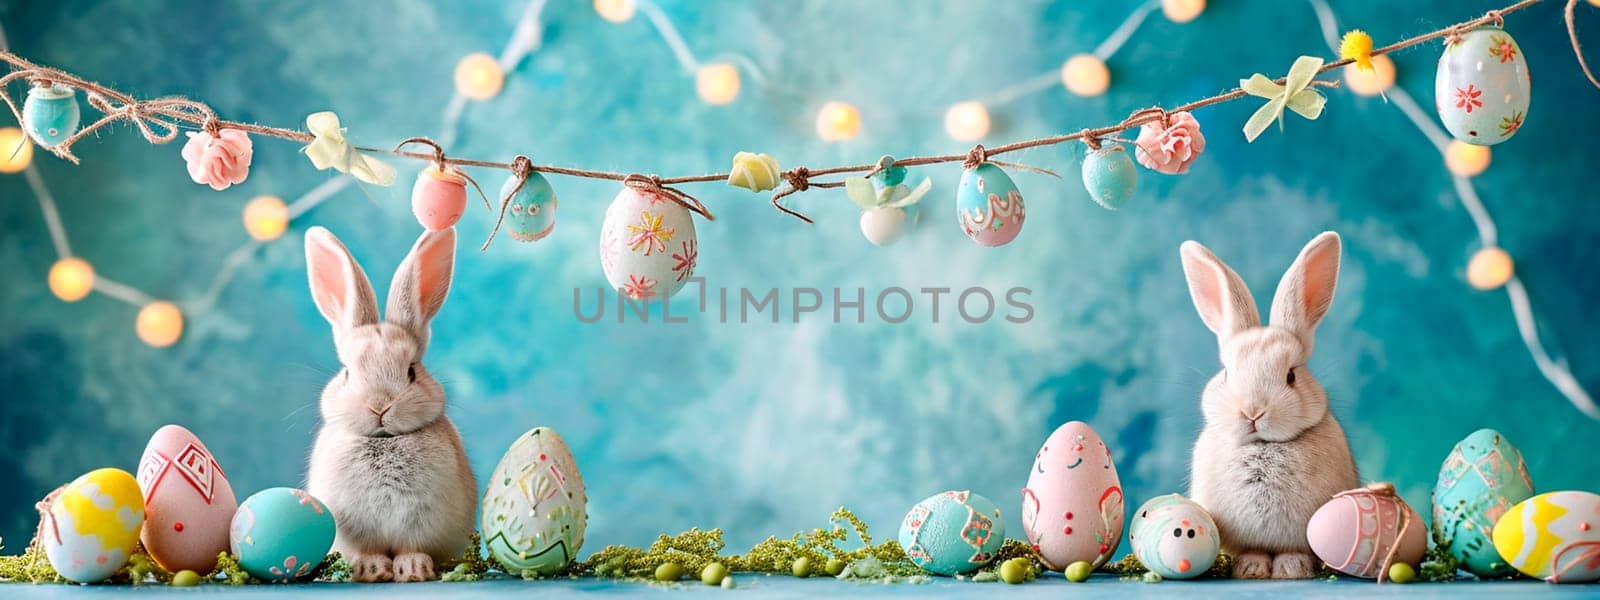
1180,240,1260,344
305,227,379,332
1270,231,1341,351
386,227,457,348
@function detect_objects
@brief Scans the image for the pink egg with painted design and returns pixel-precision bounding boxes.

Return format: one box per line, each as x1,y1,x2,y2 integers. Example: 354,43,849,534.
1021,421,1124,570
137,424,238,573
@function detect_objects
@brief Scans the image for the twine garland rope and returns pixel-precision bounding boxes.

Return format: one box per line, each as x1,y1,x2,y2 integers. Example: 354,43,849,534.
0,0,1557,231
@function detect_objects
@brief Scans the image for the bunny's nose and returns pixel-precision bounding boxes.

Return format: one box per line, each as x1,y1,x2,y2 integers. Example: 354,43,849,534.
368,404,392,427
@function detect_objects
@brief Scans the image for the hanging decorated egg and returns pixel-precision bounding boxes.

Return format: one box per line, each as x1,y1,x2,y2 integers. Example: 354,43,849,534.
1129,494,1219,579
1432,428,1535,577
22,83,80,149
1021,421,1124,570
137,424,238,574
847,156,932,247
598,185,697,302
1492,491,1600,583
40,468,144,583
1306,482,1426,579
956,162,1025,247
899,490,1005,576
1081,143,1136,210
500,169,557,242
230,487,337,583
411,163,469,231
1435,26,1529,145
481,427,588,577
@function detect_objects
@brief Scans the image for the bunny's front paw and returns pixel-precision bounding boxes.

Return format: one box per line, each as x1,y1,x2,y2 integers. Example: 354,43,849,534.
1232,552,1271,579
1271,552,1316,579
393,552,435,582
351,553,394,582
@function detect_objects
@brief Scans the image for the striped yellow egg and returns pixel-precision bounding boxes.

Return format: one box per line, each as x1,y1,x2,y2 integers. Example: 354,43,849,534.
41,468,145,583
1491,491,1600,583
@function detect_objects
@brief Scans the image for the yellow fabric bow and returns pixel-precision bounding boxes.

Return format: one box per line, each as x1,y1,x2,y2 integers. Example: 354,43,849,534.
303,111,396,186
1240,56,1328,143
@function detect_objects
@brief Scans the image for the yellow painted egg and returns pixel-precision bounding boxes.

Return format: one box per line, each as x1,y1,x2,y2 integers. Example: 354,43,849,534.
41,468,145,583
1492,491,1600,583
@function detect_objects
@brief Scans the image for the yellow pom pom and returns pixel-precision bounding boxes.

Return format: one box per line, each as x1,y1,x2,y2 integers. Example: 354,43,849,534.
1340,29,1374,71
727,152,781,192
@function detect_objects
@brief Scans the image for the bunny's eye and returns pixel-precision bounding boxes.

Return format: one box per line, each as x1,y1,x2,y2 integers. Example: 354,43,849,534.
1286,368,1297,386
408,364,418,383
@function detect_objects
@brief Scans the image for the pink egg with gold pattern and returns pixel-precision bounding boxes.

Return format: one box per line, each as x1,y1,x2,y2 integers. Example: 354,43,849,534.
137,424,238,573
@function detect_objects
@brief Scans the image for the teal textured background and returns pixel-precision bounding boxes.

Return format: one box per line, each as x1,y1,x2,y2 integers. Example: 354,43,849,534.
1,0,1597,561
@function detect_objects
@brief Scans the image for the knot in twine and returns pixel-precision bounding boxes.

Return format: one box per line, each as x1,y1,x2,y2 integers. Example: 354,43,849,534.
482,155,535,252
625,174,714,221
1332,482,1411,584
964,144,1061,178
1123,106,1170,131
395,136,492,211
770,167,850,224
1568,0,1600,91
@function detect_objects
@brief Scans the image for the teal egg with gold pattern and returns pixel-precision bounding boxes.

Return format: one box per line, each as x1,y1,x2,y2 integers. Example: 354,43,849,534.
1432,428,1534,577
899,490,1005,575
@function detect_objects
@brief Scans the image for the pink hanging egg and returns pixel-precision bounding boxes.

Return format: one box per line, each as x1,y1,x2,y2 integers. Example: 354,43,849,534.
411,164,468,231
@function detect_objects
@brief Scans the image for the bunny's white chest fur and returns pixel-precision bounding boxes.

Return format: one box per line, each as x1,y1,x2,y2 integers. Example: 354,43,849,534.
1189,416,1358,554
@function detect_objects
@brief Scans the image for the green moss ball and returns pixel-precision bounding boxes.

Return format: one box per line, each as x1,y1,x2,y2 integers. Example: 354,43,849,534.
792,557,812,578
1000,558,1031,584
655,562,683,582
171,570,201,587
825,557,846,576
1066,561,1093,583
701,562,728,585
1388,563,1416,584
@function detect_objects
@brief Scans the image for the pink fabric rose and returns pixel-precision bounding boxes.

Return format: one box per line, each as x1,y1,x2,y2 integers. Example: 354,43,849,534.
182,128,253,190
1134,111,1205,175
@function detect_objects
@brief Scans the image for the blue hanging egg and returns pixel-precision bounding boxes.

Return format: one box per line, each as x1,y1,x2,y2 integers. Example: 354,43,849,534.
1435,26,1529,145
956,163,1025,247
500,170,557,242
23,83,81,149
1081,144,1136,210
899,490,1005,576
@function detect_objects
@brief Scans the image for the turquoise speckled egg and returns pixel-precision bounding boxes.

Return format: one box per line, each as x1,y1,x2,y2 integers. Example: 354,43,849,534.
1435,26,1529,145
956,163,1025,247
481,427,587,576
501,170,557,242
1081,145,1136,210
899,490,1005,575
22,83,80,149
1129,494,1219,579
1432,428,1534,577
229,488,336,582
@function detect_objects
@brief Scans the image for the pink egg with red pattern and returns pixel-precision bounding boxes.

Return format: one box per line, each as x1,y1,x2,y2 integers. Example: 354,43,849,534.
137,424,238,573
1020,421,1124,570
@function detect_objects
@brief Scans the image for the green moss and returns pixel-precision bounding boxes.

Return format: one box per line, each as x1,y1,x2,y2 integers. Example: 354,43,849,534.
315,552,351,582
1099,552,1235,579
1418,546,1461,582
0,541,63,583
209,552,255,585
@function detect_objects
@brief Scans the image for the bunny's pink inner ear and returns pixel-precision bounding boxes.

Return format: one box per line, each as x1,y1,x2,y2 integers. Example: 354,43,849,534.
305,227,379,330
1271,231,1341,340
1180,241,1259,342
387,227,457,338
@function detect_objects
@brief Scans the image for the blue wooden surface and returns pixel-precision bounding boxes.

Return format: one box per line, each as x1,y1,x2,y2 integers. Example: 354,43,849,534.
3,576,1600,598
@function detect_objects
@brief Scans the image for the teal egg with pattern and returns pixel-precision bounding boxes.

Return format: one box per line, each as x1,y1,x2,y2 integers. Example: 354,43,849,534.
955,162,1025,246
899,490,1005,575
229,488,336,582
1129,494,1219,579
23,83,80,148
1081,144,1136,210
1435,26,1529,145
481,427,587,576
501,170,557,242
1432,428,1534,577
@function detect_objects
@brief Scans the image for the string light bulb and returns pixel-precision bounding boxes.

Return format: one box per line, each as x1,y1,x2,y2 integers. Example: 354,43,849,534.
48,257,95,302
243,195,290,241
1444,140,1491,177
0,126,33,174
594,0,636,23
944,101,990,142
1162,0,1205,23
1343,54,1395,96
136,301,184,348
453,53,504,101
696,63,741,105
1061,54,1111,97
815,101,861,142
1467,246,1513,290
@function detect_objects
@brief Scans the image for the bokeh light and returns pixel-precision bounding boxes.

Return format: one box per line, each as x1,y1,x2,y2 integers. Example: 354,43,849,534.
243,195,290,241
944,101,990,142
48,257,95,302
1061,54,1110,97
454,52,504,101
1444,140,1490,177
1343,54,1395,97
137,301,184,348
594,0,636,23
1162,0,1205,23
0,126,33,174
1467,247,1513,290
815,101,861,142
696,63,740,105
